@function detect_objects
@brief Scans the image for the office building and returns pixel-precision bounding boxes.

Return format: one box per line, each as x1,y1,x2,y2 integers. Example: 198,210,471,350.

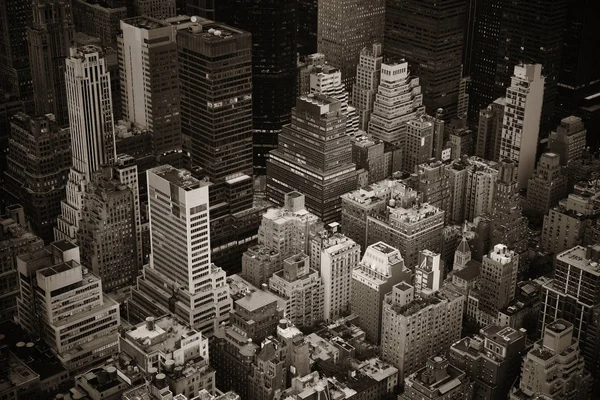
120,315,215,398
258,192,322,260
268,253,324,328
0,206,44,322
381,283,464,380
54,45,116,244
72,0,127,47
399,356,472,400
132,0,177,19
309,64,359,137
411,160,451,223
539,245,600,376
16,241,120,375
241,245,281,288
367,201,445,268
499,64,545,189
27,0,74,126
266,94,357,223
510,320,591,400
129,165,231,336
524,153,568,217
449,325,526,400
0,0,32,107
495,0,567,134
352,43,383,131
312,228,360,321
77,167,139,293
384,0,466,119
119,17,181,157
476,98,505,162
317,0,385,91
368,61,425,147
297,0,318,56
403,117,435,173
540,179,600,254
548,116,587,166
351,242,410,344
220,0,297,173
489,159,528,261
3,113,71,243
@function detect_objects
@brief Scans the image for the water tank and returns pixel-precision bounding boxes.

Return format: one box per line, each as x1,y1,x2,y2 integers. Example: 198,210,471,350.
279,319,288,329
146,316,155,331
105,366,117,380
164,359,175,372
155,373,166,388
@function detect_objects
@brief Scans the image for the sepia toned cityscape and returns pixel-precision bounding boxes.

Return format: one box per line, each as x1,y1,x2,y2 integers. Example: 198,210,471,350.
0,0,599,399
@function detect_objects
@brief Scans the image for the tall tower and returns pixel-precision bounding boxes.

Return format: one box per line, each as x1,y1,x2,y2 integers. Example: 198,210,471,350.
119,17,181,157
55,45,115,243
384,0,467,119
352,43,383,131
499,64,545,189
479,244,518,316
218,0,297,174
317,0,385,91
27,0,75,126
130,165,231,336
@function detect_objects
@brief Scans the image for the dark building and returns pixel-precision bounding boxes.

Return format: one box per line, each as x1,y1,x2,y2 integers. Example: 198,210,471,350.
297,0,318,56
27,0,75,127
217,0,297,174
72,0,127,47
495,0,568,134
3,113,71,243
384,0,467,120
463,0,504,121
0,0,33,110
0,100,23,212
266,94,357,223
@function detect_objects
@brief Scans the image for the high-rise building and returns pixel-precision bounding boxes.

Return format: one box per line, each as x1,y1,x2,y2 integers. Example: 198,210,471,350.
499,64,545,189
27,0,74,126
448,125,474,161
381,283,464,380
414,250,443,296
351,242,410,344
524,153,568,217
309,65,359,137
297,53,326,96
132,0,177,19
384,0,467,119
297,0,318,56
410,160,451,223
403,117,435,173
0,0,32,107
495,0,568,134
540,179,600,255
3,113,71,243
548,116,587,166
317,0,385,91
449,325,526,400
464,158,499,223
219,0,297,174
312,229,360,321
15,241,120,375
352,43,383,131
367,201,445,268
129,165,231,336
510,320,591,400
242,245,281,288
77,167,139,293
258,192,322,260
268,253,324,328
71,0,127,47
476,97,506,162
266,94,357,223
55,45,116,243
0,206,44,322
351,135,387,185
119,17,181,157
399,356,472,400
539,245,600,376
368,61,425,147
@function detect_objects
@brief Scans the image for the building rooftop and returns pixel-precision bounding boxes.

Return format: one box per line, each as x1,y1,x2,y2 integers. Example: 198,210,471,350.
388,202,443,225
125,315,200,355
453,260,480,281
556,245,600,275
482,325,525,345
235,290,279,313
150,165,210,191
122,16,169,30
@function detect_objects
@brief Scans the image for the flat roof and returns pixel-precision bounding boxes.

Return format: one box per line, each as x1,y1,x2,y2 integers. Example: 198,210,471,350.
150,165,210,191
235,290,278,312
556,245,600,276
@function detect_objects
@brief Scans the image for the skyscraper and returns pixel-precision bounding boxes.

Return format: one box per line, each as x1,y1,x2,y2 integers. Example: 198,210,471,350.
3,113,71,243
548,116,587,166
352,43,383,131
219,0,297,173
317,0,385,91
119,17,181,157
476,97,506,162
495,0,568,133
130,165,231,336
384,0,467,119
27,0,75,126
479,244,518,317
297,0,318,56
55,45,116,243
524,152,568,217
499,64,545,189
266,94,357,223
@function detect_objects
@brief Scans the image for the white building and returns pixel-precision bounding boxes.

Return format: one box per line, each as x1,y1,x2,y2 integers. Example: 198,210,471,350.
499,64,545,189
414,249,443,297
55,45,115,242
130,165,231,336
352,43,383,131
